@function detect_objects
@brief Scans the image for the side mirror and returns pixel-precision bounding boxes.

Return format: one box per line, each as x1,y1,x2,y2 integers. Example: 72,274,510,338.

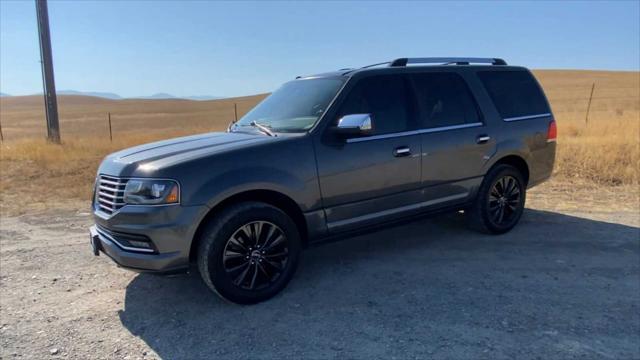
333,114,374,137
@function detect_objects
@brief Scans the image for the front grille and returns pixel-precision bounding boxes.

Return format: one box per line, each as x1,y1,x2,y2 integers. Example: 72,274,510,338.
96,175,128,215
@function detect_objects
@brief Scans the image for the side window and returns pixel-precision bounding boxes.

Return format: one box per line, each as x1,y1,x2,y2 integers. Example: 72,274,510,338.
477,70,550,119
412,72,481,128
337,75,412,135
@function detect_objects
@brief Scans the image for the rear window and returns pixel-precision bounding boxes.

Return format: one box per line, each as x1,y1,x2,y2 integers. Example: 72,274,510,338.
477,70,550,120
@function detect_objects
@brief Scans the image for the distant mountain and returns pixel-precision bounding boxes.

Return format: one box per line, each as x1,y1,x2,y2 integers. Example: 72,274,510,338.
17,90,224,101
132,92,176,99
0,92,10,97
130,93,223,100
57,90,122,99
184,95,224,101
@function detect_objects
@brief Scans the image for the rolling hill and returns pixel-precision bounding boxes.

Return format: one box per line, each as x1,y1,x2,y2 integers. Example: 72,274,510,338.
0,70,637,141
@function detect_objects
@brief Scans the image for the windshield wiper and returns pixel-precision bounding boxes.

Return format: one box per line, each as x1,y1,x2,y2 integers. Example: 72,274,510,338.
249,121,276,137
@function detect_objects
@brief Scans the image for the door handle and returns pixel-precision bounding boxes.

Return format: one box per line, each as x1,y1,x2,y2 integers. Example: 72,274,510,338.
476,135,491,144
393,146,411,157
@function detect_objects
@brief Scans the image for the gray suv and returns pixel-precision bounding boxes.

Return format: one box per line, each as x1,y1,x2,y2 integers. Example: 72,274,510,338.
90,57,556,304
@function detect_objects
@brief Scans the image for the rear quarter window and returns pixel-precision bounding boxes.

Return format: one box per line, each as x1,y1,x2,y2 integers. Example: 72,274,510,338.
477,70,550,120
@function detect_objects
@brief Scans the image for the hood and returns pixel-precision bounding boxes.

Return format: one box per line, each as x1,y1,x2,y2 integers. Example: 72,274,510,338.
99,131,277,176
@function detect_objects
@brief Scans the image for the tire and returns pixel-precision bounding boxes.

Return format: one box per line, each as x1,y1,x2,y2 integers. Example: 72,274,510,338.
197,201,301,304
467,164,526,234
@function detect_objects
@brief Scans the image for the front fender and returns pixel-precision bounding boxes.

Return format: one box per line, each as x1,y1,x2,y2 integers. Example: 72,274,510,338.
193,166,313,211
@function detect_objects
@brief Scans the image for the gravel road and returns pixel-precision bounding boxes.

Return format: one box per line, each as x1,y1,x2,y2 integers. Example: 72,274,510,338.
1,200,639,359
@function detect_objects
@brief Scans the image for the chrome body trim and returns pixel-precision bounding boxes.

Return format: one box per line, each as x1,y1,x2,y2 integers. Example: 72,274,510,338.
95,226,155,253
98,192,123,200
503,113,552,122
95,175,128,217
327,192,469,230
98,185,124,192
337,113,372,131
346,122,483,143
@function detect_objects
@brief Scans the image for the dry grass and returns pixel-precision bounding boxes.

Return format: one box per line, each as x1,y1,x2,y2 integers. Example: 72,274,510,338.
534,70,640,186
1,70,638,215
555,117,639,185
0,93,267,140
0,133,207,214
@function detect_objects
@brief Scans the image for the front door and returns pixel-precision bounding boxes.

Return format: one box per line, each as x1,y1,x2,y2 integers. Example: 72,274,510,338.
314,74,422,233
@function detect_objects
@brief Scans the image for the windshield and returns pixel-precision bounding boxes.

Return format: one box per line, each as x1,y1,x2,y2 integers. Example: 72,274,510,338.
232,78,345,133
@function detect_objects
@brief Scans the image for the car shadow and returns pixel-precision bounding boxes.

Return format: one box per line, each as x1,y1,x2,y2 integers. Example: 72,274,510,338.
118,209,639,359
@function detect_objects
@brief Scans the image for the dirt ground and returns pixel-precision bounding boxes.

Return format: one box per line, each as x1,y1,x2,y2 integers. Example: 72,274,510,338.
1,181,639,359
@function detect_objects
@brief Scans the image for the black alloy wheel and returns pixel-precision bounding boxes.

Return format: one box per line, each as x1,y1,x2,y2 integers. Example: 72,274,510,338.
467,164,526,234
488,175,521,226
197,201,301,304
222,221,289,291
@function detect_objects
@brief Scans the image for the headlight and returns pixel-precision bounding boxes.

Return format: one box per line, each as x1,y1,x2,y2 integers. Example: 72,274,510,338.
123,179,180,205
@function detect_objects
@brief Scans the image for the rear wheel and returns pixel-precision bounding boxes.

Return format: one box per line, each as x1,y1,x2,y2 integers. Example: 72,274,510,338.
467,164,526,234
197,201,301,304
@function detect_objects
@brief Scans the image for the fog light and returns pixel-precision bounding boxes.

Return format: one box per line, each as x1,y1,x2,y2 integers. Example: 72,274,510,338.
128,240,152,249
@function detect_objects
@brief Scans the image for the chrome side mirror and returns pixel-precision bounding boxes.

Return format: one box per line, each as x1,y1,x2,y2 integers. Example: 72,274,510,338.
333,114,373,137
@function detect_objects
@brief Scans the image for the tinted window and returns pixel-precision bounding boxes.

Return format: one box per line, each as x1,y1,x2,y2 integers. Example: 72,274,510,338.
478,70,550,119
337,75,413,135
413,73,480,128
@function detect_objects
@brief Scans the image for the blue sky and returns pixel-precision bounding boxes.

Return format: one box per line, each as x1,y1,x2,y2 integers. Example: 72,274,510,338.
1,0,638,97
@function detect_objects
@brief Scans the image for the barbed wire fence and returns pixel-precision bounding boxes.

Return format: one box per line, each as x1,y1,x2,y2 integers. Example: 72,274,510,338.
0,86,638,143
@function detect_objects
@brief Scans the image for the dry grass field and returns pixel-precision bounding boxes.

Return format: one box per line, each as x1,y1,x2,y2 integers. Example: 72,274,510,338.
535,71,639,186
0,70,638,215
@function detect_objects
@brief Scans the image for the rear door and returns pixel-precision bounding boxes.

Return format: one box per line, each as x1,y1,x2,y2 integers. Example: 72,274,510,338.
315,74,423,233
412,72,495,206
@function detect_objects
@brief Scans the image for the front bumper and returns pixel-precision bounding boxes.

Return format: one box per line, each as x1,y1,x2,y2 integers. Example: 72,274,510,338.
90,203,208,272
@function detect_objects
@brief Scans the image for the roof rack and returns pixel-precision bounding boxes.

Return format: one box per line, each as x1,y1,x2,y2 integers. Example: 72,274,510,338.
389,57,507,67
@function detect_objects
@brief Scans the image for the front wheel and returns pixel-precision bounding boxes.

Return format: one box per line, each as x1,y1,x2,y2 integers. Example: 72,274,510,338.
467,164,526,234
197,201,301,304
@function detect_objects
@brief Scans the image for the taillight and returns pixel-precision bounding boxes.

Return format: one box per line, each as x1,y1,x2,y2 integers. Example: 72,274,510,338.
547,120,557,143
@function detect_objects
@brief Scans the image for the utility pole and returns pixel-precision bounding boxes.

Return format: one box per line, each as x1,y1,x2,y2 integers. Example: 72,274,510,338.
35,0,60,143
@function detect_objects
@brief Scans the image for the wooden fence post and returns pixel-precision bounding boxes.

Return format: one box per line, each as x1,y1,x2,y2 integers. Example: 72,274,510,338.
234,103,238,122
0,116,4,142
108,112,113,142
585,82,595,124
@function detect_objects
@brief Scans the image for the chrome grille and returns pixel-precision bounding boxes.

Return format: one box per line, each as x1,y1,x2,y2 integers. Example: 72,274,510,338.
96,175,128,215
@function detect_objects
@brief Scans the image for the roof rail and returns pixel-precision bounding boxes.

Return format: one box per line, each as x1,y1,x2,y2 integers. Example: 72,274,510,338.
389,57,507,67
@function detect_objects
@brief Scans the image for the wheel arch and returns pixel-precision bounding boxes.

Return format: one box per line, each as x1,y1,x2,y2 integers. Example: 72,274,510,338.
490,154,530,185
189,189,308,262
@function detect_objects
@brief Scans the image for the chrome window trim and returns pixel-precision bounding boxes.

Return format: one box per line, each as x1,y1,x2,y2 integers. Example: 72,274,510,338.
503,113,552,122
346,122,483,143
